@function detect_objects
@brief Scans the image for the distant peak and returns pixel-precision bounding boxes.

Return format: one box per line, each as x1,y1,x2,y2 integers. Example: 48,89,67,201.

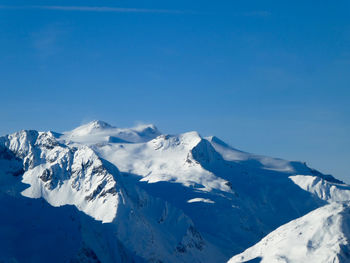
87,120,114,129
132,123,161,136
133,123,158,131
61,121,162,143
65,120,115,137
75,120,115,132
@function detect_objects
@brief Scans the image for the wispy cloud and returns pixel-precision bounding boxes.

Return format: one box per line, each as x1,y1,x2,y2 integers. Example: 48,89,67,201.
31,24,66,59
0,5,269,17
0,5,187,14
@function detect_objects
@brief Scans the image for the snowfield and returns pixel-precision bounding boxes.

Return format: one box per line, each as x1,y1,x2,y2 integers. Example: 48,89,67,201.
0,120,349,262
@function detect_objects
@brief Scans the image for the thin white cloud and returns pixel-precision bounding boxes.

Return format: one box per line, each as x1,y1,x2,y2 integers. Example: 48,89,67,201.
0,5,269,16
0,5,186,14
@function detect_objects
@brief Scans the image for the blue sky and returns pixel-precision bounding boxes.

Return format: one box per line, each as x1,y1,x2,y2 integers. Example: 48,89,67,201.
0,0,349,182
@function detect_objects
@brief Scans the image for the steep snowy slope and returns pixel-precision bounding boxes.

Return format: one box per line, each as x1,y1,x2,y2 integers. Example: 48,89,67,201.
2,130,119,222
1,120,349,262
228,202,350,263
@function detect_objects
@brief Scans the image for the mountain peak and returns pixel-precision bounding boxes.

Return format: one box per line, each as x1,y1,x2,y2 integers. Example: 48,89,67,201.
133,123,157,131
64,120,114,138
61,121,161,144
132,123,161,137
84,120,114,130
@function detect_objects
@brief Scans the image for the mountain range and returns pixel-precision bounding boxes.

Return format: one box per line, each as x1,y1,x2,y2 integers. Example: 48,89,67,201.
0,120,349,263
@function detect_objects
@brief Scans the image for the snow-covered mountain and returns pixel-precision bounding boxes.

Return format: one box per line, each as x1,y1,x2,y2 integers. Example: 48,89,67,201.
0,120,349,262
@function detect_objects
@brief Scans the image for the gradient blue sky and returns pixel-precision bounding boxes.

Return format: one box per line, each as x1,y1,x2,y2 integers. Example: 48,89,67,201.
0,1,349,182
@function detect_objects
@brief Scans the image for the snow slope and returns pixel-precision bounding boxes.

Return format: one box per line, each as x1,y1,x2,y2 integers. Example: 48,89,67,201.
0,120,349,262
228,202,350,263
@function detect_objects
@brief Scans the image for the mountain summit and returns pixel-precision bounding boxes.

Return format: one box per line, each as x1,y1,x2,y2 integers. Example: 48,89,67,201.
0,121,349,262
70,120,115,134
62,120,161,144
